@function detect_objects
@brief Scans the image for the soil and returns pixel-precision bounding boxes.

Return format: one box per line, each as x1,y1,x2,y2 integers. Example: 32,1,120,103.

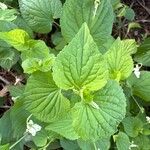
121,0,150,41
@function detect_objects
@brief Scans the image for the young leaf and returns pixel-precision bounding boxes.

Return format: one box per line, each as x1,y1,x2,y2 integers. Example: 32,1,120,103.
71,80,126,140
61,0,114,50
122,117,143,138
0,29,30,51
127,71,150,102
21,40,55,74
22,57,54,74
53,23,108,91
24,71,70,122
113,132,130,150
19,0,62,33
105,38,134,81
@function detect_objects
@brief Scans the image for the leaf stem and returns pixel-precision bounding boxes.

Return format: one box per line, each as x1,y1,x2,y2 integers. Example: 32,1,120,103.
93,143,98,150
131,95,144,113
9,134,27,149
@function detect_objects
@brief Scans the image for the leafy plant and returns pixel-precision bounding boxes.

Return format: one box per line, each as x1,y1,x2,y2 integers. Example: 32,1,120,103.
0,0,150,150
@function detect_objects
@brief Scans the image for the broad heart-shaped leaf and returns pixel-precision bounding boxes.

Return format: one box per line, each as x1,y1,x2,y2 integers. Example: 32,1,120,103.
24,71,70,122
0,29,30,51
0,47,19,70
113,132,130,150
71,80,126,141
105,38,134,81
127,71,150,102
19,0,62,33
134,37,150,66
53,23,108,92
61,0,114,50
46,115,79,140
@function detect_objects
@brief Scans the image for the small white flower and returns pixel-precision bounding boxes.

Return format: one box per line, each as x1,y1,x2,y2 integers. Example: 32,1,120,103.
26,120,41,136
129,141,138,150
133,64,142,78
90,101,100,109
146,116,150,124
0,2,7,10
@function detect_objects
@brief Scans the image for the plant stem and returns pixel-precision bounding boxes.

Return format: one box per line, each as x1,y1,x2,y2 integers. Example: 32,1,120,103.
9,134,27,150
93,143,98,150
131,95,144,113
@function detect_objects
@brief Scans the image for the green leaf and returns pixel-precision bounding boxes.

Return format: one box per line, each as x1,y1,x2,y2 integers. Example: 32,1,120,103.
32,130,47,147
133,135,150,150
0,9,17,22
71,80,126,140
0,111,14,144
113,132,130,150
19,0,62,33
60,139,79,150
21,40,55,74
0,144,10,150
78,138,110,150
0,47,19,69
122,117,143,138
127,22,141,33
24,71,70,122
61,0,114,50
127,71,150,102
46,115,79,140
125,7,135,21
105,38,134,81
22,56,54,74
0,21,18,47
0,29,30,51
134,37,150,66
13,16,34,37
9,85,25,98
10,100,30,138
53,23,108,91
